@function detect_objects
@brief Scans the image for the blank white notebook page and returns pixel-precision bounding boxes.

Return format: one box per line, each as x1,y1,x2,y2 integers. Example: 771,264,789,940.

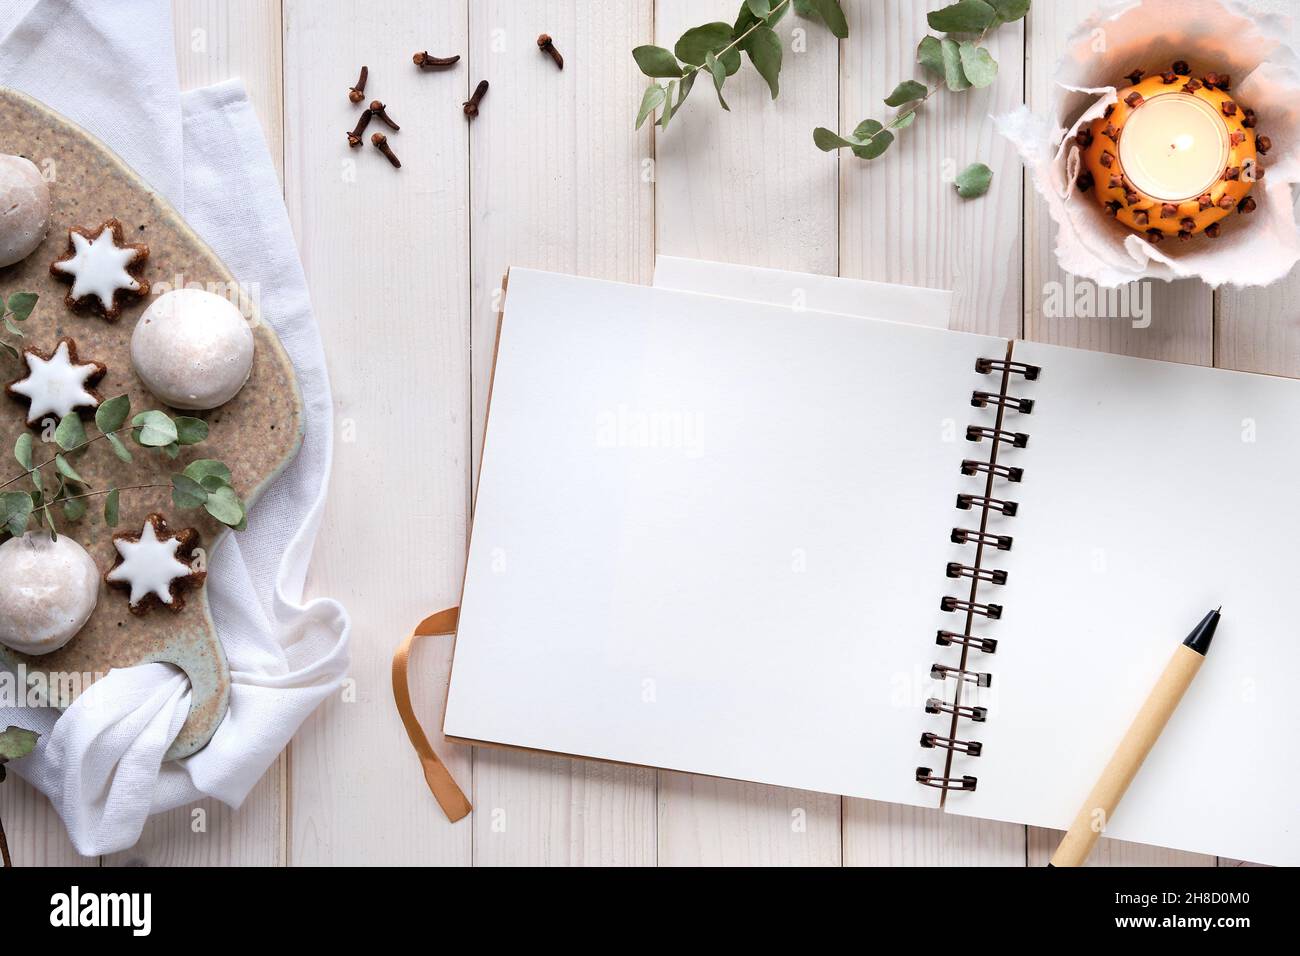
444,268,994,808
950,340,1300,866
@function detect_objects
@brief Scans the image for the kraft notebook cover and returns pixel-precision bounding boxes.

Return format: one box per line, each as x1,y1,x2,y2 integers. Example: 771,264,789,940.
442,267,1298,866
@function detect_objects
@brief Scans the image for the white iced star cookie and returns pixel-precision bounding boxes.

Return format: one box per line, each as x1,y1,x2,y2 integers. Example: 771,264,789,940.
49,217,150,320
105,514,206,615
5,337,106,427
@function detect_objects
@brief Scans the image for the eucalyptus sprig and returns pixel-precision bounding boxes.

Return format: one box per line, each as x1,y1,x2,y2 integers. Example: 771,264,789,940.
0,725,40,868
633,0,848,132
813,0,1029,169
0,292,37,361
0,394,247,540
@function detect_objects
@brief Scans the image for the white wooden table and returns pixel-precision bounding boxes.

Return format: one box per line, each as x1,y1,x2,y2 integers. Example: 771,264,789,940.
2,0,1280,866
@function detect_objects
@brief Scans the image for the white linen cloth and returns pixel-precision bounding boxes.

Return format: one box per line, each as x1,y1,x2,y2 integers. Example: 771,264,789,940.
0,0,350,855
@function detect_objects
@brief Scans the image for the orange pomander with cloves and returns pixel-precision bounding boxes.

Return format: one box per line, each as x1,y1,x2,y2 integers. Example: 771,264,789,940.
1075,63,1267,243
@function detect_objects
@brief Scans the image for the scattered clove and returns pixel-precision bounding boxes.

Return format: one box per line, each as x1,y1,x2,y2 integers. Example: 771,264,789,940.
370,100,400,131
1103,122,1119,142
1256,135,1271,155
371,132,401,168
1180,217,1197,232
1108,174,1124,190
413,51,461,69
1160,70,1177,84
1161,202,1178,218
1178,229,1193,241
1124,91,1144,108
1238,196,1257,214
1124,188,1140,205
464,79,489,117
349,65,368,104
1217,195,1235,210
1182,78,1203,93
1222,99,1237,117
1204,222,1222,238
1230,130,1246,146
537,34,564,70
1224,165,1241,181
1198,193,1213,210
1133,209,1150,226
1100,150,1115,168
347,108,373,147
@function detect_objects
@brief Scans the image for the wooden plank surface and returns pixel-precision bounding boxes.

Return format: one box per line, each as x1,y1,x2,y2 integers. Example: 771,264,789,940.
1,0,1278,866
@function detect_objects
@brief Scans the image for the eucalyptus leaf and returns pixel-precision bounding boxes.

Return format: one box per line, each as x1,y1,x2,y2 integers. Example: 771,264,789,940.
746,0,772,17
131,410,178,447
3,315,21,337
0,725,39,762
632,45,682,78
893,109,918,129
884,79,927,107
184,459,232,486
635,84,666,129
958,42,997,87
706,52,730,110
54,454,84,485
851,119,893,160
658,79,678,130
6,292,37,322
794,0,817,16
106,431,133,463
990,0,1031,22
204,484,244,526
938,37,970,91
174,416,209,446
162,442,181,460
674,22,733,66
955,161,994,198
171,473,210,510
676,70,696,108
29,465,42,494
813,126,858,151
0,491,33,537
14,432,32,470
61,495,86,521
927,0,997,34
808,0,849,38
104,488,119,527
94,394,131,433
54,413,85,451
747,25,783,99
0,340,18,361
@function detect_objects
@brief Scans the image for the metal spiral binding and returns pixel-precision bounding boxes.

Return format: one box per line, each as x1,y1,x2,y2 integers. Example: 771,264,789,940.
916,353,1038,795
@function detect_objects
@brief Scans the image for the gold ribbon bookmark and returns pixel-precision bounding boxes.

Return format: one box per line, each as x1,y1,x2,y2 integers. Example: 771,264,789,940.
391,607,472,822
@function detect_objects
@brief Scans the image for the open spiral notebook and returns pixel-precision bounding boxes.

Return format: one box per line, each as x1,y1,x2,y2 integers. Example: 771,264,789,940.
442,263,1297,866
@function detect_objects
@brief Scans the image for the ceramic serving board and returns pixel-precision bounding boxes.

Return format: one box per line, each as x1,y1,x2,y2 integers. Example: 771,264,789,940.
0,87,303,758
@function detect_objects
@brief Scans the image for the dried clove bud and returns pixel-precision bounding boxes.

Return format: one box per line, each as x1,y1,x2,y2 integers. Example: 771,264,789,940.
1204,221,1222,238
1222,100,1237,117
1242,108,1257,128
1217,195,1235,210
346,108,373,148
1133,209,1150,226
1252,163,1265,180
1108,174,1124,190
537,34,564,70
1178,229,1193,241
1182,78,1203,93
1198,193,1214,210
1161,202,1179,218
370,100,400,131
1256,135,1272,155
463,79,489,117
1105,200,1123,217
1145,228,1164,244
1100,150,1115,168
1204,72,1224,89
1172,59,1191,75
1225,165,1241,181
1125,189,1140,205
1229,130,1246,146
1180,217,1197,231
1103,123,1119,142
413,51,461,69
1160,70,1177,84
1125,91,1144,108
1104,103,1115,118
349,65,368,104
1076,127,1094,148
371,132,401,168
1076,170,1094,192
1125,69,1146,86
1238,196,1257,214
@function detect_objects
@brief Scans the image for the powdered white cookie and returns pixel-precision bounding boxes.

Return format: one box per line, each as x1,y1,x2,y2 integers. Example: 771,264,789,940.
0,154,51,268
131,288,254,410
0,532,99,655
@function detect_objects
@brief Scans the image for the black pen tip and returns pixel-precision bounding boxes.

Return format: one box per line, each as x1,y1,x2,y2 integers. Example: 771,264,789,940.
1183,607,1221,656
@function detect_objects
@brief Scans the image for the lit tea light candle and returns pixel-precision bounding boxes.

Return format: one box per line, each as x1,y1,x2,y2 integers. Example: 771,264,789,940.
1118,95,1229,201
1075,63,1268,242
